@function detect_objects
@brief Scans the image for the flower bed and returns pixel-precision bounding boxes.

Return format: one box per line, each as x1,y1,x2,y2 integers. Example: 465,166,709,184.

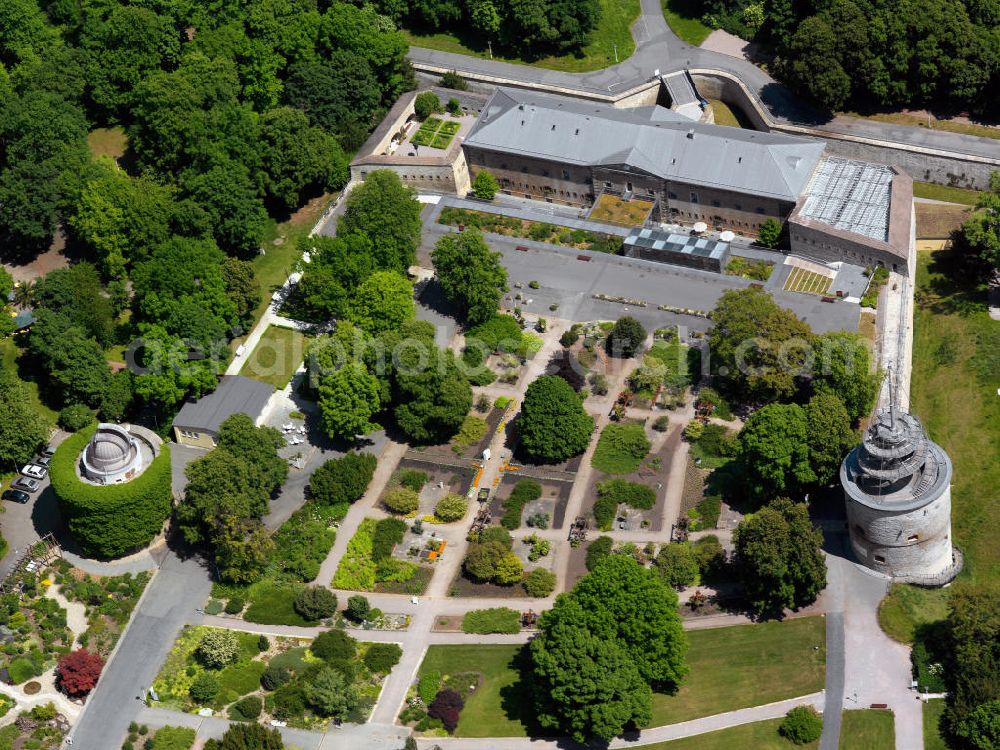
332,518,430,594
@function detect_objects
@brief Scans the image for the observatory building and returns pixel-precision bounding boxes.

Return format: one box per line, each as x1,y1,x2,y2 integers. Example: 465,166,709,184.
840,378,959,583
80,423,157,485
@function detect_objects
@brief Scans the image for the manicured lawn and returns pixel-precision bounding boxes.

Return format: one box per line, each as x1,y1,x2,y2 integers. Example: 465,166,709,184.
639,718,818,749
913,182,984,206
839,709,894,750
405,0,640,73
922,698,947,750
417,644,537,737
589,194,654,226
877,584,949,644
591,423,650,474
418,618,826,736
912,249,1000,583
662,0,713,45
650,617,826,726
87,126,128,160
239,325,307,389
240,581,314,627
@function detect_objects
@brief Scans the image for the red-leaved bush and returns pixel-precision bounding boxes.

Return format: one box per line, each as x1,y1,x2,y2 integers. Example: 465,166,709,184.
56,649,104,697
428,688,465,733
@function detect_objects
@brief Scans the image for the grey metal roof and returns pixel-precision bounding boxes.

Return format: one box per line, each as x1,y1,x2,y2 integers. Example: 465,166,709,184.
624,227,728,259
173,375,273,435
464,88,827,202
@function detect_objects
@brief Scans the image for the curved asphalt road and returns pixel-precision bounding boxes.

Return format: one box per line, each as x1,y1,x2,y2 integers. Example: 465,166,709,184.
409,0,1000,161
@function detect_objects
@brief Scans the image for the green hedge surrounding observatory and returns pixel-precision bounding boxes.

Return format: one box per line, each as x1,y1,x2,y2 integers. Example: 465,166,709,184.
51,424,172,558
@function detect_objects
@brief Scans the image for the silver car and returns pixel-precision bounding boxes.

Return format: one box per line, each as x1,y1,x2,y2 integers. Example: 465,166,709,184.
12,476,40,493
21,464,46,480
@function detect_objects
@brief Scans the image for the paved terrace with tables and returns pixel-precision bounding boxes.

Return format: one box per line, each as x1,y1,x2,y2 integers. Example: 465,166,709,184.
422,196,862,334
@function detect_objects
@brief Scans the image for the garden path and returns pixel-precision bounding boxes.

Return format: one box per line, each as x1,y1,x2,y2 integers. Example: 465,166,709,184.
45,585,87,646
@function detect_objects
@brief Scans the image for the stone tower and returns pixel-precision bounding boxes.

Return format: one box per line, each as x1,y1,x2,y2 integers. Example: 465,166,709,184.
840,371,960,583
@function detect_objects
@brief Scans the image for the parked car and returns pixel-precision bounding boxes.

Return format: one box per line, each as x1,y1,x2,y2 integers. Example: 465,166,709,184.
12,477,39,493
2,489,30,504
21,464,46,480
34,455,51,468
40,446,56,458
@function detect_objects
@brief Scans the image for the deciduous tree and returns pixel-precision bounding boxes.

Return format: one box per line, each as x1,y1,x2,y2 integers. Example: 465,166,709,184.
345,271,415,335
338,170,422,274
431,229,507,326
738,403,814,500
518,376,593,462
56,649,104,698
319,363,381,441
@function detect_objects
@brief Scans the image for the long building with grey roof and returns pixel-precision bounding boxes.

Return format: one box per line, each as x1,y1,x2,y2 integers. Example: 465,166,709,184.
461,87,912,274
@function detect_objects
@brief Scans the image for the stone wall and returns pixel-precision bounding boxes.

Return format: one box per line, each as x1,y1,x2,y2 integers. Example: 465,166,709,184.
846,485,955,579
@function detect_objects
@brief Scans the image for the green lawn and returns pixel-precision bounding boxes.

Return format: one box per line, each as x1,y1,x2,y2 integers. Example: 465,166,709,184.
877,584,949,644
839,710,895,750
239,325,307,389
417,644,536,737
405,0,640,73
913,182,984,205
662,0,713,45
639,718,818,749
418,618,826,737
922,699,947,750
650,617,826,725
912,249,1000,582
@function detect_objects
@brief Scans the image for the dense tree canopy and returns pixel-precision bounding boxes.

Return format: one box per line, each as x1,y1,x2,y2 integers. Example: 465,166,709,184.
944,584,1000,747
0,369,50,471
952,173,1000,282
733,497,826,616
431,229,508,326
737,402,814,500
338,170,422,274
345,270,415,335
518,375,594,462
531,555,687,741
708,287,813,404
811,331,880,422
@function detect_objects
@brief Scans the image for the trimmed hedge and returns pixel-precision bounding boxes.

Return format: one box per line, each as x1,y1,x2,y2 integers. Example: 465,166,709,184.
462,607,520,634
501,479,542,530
51,424,172,558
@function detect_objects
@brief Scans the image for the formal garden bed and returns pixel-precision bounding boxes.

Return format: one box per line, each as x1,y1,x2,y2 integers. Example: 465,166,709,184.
587,194,654,226
450,523,557,599
332,518,434,595
629,333,700,409
0,702,69,749
490,475,571,530
438,207,623,254
681,422,740,530
724,256,775,282
408,618,826,737
151,625,398,729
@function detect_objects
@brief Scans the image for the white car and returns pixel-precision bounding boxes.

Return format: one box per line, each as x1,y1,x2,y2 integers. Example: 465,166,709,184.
21,464,47,480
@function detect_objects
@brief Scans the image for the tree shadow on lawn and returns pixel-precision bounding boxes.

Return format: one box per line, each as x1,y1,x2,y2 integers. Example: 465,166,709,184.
497,644,552,739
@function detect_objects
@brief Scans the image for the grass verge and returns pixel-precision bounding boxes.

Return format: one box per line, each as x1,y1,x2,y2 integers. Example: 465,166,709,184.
842,110,1000,141
662,0,713,45
876,584,948,644
913,182,984,206
638,717,818,749
839,709,894,750
922,698,947,750
405,0,640,73
239,325,308,389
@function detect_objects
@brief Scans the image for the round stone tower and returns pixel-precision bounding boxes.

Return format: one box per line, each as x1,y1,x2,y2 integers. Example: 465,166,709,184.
840,377,959,583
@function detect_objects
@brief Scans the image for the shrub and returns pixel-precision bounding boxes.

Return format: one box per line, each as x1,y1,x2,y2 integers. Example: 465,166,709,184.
367,607,384,620
475,394,491,412
224,597,245,615
501,479,542,530
523,568,556,597
494,553,524,585
428,689,464,733
597,478,656,510
229,695,262,721
59,403,94,431
586,536,614,571
383,486,419,515
51,424,172,557
463,541,506,581
261,664,292,690
414,91,441,119
440,70,467,90
294,586,337,621
205,599,224,616
593,492,619,530
346,595,370,622
363,643,402,673
687,419,708,445
418,670,441,703
150,726,196,750
463,608,520,634
446,97,461,115
472,170,498,200
779,705,823,744
434,494,468,522
311,629,356,663
653,415,670,431
268,681,306,720
197,630,240,669
372,517,407,560
592,423,650,474
525,512,549,529
693,535,726,579
398,469,428,492
559,329,579,347
656,543,699,588
606,316,647,358
7,657,37,684
258,635,269,652
466,315,522,352
189,672,219,704
758,218,782,249
211,723,284,750
309,452,377,507
478,525,512,548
